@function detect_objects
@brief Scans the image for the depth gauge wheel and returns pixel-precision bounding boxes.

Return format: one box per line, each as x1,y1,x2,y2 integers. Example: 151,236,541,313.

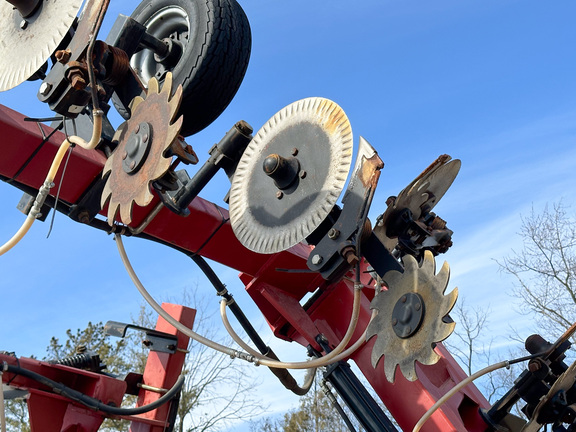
127,0,251,136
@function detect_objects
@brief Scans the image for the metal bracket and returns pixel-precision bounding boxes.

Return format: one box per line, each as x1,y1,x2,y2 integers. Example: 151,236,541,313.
104,320,179,354
307,137,383,281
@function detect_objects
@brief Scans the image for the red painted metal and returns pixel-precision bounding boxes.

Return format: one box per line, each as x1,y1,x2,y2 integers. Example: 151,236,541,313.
0,103,493,430
0,354,125,432
127,303,196,432
0,304,195,432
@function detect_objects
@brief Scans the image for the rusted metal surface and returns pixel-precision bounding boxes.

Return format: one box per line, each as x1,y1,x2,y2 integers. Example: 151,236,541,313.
101,73,183,225
367,250,458,382
373,155,461,253
36,0,110,113
307,136,383,281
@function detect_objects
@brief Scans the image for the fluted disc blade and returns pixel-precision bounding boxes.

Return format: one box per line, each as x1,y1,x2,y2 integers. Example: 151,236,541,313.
229,97,353,254
366,251,458,383
101,74,182,225
0,0,83,91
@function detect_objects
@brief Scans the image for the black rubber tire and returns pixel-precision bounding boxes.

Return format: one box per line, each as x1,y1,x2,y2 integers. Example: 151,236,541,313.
129,0,251,136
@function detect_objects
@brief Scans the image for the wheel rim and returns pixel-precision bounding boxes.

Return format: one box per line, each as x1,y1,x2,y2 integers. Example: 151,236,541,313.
131,6,190,83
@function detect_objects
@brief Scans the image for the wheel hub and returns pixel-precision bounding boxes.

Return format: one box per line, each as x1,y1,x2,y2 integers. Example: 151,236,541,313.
391,292,424,339
122,122,153,175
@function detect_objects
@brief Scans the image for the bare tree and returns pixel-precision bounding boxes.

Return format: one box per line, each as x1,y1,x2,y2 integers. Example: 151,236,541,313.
445,299,491,376
498,201,576,346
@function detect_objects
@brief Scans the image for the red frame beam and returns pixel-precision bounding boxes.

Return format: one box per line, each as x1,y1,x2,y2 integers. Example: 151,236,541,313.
0,104,492,431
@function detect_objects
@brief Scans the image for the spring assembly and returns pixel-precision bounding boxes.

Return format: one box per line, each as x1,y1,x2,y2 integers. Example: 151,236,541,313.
53,352,104,373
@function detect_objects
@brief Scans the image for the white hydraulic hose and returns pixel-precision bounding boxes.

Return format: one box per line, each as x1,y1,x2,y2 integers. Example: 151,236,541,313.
0,111,103,256
115,234,256,361
116,233,366,369
220,296,376,367
412,361,510,432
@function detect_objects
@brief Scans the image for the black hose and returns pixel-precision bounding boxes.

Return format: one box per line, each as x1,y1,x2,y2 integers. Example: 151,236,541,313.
186,253,314,396
2,362,184,416
188,253,269,353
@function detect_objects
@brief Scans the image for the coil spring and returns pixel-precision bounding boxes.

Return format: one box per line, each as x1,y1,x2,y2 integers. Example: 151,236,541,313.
54,352,102,372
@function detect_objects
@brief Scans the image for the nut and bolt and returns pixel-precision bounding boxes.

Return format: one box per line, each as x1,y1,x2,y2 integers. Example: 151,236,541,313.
291,148,299,156
392,318,398,326
142,340,152,347
39,82,52,96
276,191,284,199
328,228,340,239
299,170,307,179
55,49,72,64
401,295,407,303
78,211,90,224
342,247,359,266
20,20,28,30
122,151,128,160
311,254,323,265
528,360,541,373
69,73,87,91
130,161,136,170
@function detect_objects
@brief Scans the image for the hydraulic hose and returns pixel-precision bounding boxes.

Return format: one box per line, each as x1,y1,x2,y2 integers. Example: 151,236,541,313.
115,234,366,370
115,234,255,361
0,0,106,256
1,362,183,416
188,254,315,395
412,348,548,432
0,107,103,256
412,361,510,432
220,297,377,367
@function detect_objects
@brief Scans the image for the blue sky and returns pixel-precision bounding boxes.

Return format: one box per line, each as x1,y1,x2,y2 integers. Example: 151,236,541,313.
1,0,576,429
